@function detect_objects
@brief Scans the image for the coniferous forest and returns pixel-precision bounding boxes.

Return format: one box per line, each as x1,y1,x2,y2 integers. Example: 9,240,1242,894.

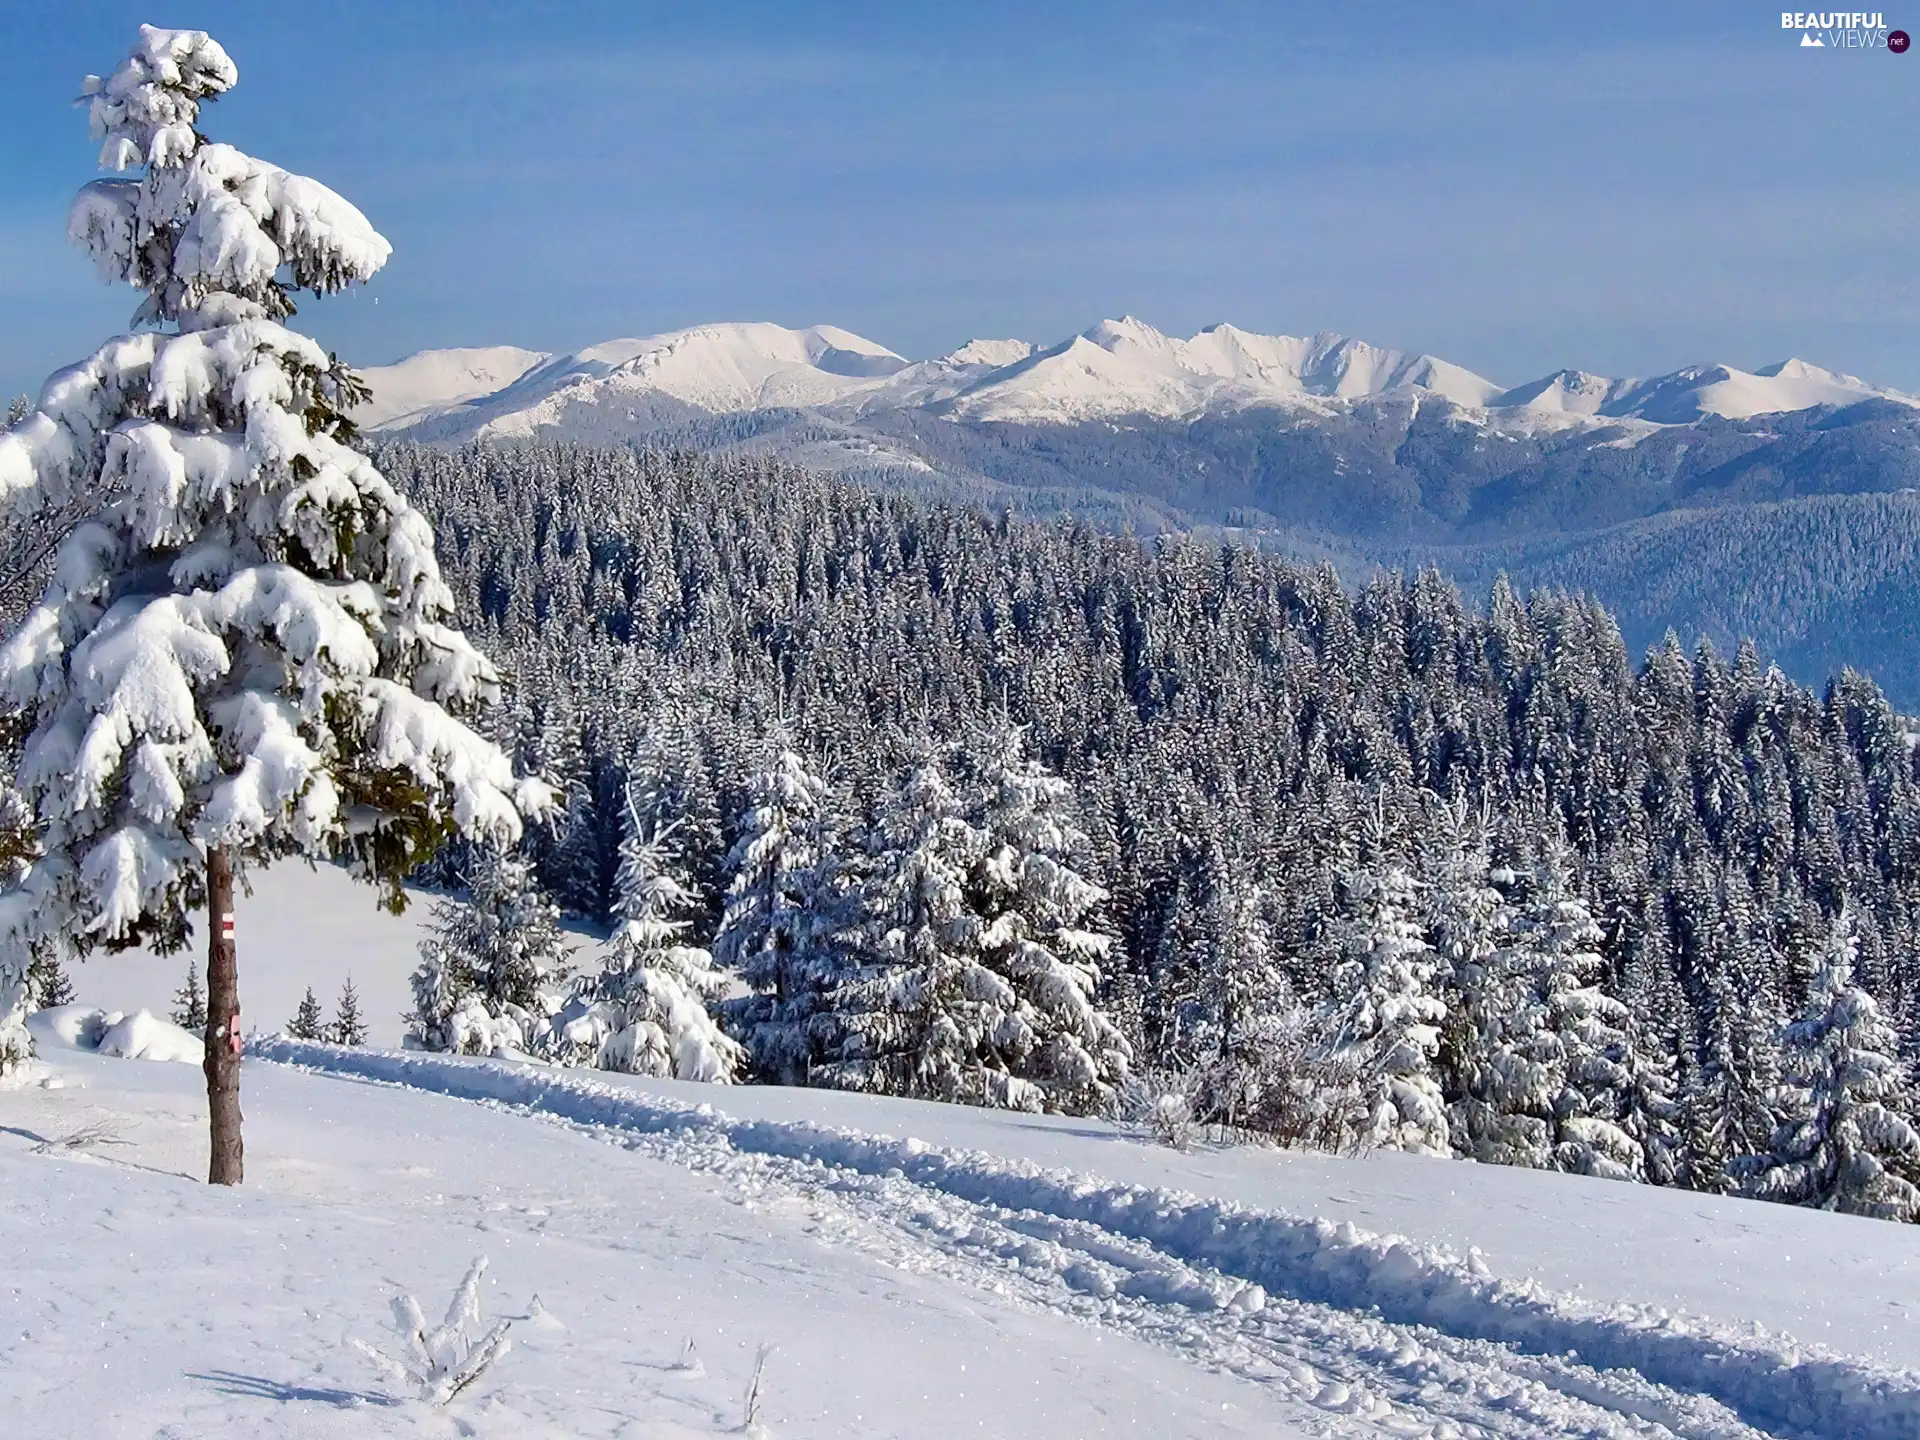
369,439,1920,1218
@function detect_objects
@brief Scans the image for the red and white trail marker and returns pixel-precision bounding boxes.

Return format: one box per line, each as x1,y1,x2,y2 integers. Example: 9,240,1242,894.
219,912,235,939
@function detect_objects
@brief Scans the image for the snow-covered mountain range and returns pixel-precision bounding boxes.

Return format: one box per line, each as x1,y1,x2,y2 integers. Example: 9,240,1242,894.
360,318,1920,569
360,317,1914,438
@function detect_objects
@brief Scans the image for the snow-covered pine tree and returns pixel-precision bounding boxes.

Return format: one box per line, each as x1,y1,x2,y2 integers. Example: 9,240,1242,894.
1428,825,1547,1166
714,740,842,1083
407,847,567,1055
287,986,325,1040
171,960,207,1030
407,926,476,1055
1518,848,1643,1180
549,785,742,1081
331,976,367,1046
819,751,1003,1103
0,27,547,1180
1611,889,1685,1185
962,724,1131,1113
1740,907,1920,1220
1198,872,1287,1126
0,983,26,1071
1677,871,1782,1193
1325,838,1451,1156
4,395,29,428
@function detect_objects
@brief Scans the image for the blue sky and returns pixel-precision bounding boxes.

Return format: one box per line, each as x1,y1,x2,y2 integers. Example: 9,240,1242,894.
1,2,1916,399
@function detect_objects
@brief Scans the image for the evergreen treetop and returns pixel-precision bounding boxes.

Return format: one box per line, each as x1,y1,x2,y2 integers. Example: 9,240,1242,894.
287,985,325,1040
331,975,367,1046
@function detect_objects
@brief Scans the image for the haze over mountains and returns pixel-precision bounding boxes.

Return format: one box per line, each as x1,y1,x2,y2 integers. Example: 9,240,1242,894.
361,317,1920,706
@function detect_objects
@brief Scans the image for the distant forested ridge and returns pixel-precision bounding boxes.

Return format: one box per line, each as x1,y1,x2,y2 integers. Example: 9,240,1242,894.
1392,491,1920,713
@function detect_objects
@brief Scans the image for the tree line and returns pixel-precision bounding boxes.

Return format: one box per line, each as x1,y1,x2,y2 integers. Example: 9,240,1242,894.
367,440,1920,1219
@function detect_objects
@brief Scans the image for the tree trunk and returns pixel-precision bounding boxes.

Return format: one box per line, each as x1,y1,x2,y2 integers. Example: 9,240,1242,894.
203,846,243,1186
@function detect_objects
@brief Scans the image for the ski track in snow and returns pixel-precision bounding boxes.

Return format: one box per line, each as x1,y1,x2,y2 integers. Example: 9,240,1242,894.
252,1039,1920,1440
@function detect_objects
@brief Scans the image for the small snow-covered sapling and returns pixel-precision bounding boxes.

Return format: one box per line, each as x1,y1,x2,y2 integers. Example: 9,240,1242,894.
350,1256,513,1406
739,1343,775,1436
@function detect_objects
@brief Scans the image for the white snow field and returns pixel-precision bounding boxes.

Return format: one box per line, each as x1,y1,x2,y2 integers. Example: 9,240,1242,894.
8,868,1920,1438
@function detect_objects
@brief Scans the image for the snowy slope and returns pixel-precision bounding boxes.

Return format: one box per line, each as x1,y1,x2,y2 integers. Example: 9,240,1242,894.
9,1030,1920,1440
4,1048,1318,1440
355,346,551,429
12,865,1920,1438
378,323,922,441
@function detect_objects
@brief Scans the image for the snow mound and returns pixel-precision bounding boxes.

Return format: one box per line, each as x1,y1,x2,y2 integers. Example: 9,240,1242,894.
27,1003,112,1051
255,1037,1920,1440
99,1009,204,1062
29,1004,202,1063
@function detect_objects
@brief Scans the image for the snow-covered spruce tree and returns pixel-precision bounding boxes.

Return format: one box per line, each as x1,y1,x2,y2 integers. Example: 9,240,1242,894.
286,985,325,1040
547,784,742,1081
714,740,843,1083
407,847,567,1055
407,926,475,1054
171,959,207,1030
1324,850,1450,1156
331,975,367,1046
1612,900,1685,1185
1428,835,1549,1167
0,28,549,1169
1517,849,1643,1180
1740,908,1920,1220
1677,891,1783,1193
819,751,1004,1103
1197,874,1287,1126
962,724,1131,1113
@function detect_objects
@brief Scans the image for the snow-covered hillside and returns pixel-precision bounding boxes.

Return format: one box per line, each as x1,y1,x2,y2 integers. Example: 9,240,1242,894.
10,863,1920,1439
354,346,551,429
360,316,1915,442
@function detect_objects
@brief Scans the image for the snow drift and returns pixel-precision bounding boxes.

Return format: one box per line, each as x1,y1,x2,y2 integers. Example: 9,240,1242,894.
29,1003,202,1062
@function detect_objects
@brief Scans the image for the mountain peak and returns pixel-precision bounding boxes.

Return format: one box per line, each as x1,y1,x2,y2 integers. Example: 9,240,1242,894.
1755,356,1860,386
939,338,1035,368
1081,316,1178,352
